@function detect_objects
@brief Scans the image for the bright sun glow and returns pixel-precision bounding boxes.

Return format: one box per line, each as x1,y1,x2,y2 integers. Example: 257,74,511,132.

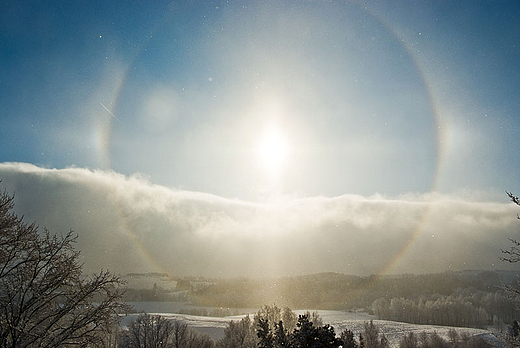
257,126,290,176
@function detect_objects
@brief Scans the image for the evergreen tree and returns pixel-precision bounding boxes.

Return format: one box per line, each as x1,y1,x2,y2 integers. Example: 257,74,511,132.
257,318,274,348
289,314,341,348
292,314,315,348
313,324,342,348
340,329,357,348
275,321,291,348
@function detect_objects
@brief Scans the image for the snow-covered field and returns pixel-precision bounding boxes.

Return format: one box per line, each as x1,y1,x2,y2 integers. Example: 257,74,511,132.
120,311,240,340
121,305,495,346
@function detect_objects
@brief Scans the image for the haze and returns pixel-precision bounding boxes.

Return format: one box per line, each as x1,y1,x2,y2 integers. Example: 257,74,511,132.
1,1,519,277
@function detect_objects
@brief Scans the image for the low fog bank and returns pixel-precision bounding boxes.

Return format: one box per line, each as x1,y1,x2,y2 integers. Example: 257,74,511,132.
0,162,517,277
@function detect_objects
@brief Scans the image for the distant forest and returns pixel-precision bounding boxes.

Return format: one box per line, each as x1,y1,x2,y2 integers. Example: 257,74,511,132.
124,270,519,329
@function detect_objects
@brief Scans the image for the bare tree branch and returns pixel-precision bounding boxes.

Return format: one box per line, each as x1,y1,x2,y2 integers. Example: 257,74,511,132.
0,187,128,347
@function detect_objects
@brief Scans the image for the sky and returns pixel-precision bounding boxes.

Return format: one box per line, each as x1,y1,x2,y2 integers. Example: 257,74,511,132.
1,1,520,277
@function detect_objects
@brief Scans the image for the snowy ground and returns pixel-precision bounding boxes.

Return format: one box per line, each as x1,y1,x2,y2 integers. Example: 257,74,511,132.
121,305,495,346
120,312,238,340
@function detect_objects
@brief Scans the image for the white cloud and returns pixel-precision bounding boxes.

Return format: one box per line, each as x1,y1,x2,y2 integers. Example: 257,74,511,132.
0,162,517,277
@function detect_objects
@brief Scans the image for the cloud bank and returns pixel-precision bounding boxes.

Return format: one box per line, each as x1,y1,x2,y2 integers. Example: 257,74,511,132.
0,162,517,277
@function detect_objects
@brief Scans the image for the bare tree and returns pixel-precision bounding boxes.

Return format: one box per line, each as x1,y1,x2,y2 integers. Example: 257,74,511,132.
503,192,520,300
119,313,215,348
281,307,297,333
171,320,190,348
119,313,174,347
502,191,520,347
399,332,418,348
503,192,520,267
216,315,257,348
362,321,389,348
187,332,215,348
0,188,127,347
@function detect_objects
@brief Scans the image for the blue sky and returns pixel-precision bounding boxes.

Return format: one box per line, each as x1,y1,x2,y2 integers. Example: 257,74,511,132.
2,1,519,200
1,1,520,276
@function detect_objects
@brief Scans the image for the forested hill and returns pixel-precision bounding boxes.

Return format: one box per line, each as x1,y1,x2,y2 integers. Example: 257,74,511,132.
190,271,517,307
123,270,519,306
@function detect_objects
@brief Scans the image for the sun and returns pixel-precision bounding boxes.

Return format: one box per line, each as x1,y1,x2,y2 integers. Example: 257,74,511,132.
257,125,290,177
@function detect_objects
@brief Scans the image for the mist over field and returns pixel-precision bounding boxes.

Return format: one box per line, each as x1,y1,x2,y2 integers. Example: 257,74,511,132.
1,162,517,278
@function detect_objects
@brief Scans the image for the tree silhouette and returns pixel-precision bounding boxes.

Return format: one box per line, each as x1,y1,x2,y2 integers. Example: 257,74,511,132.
274,321,291,348
292,314,315,348
257,318,275,348
119,313,174,348
503,192,520,266
0,187,127,347
502,191,520,347
340,329,357,348
119,313,215,348
289,314,341,348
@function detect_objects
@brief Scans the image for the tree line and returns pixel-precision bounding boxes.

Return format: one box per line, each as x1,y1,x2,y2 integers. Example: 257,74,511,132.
117,305,494,348
189,272,477,309
371,291,516,329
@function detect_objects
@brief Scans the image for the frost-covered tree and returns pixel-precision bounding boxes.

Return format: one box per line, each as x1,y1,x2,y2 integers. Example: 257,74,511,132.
362,321,389,348
398,331,490,348
255,305,283,333
503,191,520,347
119,313,215,348
399,332,418,348
222,308,343,348
217,315,257,348
282,307,297,333
119,314,174,347
503,191,520,267
340,328,357,348
503,192,520,266
0,188,127,347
